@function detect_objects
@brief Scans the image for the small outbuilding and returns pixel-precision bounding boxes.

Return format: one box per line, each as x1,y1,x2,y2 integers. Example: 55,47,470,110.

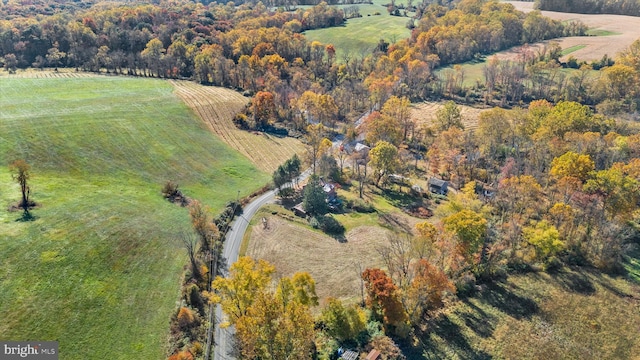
292,203,307,217
366,349,381,360
340,350,359,360
428,177,449,195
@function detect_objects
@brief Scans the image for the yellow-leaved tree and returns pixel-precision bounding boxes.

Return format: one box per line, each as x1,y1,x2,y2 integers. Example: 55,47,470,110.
211,257,317,359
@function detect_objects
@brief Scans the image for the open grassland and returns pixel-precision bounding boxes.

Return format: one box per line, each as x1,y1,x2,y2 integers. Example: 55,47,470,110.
245,204,640,358
246,213,391,303
303,0,412,60
413,267,640,359
244,183,428,303
505,1,640,61
171,80,306,173
0,75,268,359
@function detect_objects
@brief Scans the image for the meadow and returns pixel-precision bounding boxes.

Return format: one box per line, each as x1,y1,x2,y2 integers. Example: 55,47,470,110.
0,74,268,359
243,196,640,359
303,0,413,60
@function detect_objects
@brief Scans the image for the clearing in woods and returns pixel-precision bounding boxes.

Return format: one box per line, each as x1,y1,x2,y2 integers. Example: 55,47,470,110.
411,101,487,133
246,211,393,303
171,80,306,173
302,0,413,61
0,74,268,359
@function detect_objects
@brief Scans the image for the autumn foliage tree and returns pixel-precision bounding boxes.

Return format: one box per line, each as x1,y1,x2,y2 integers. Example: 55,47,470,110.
404,259,455,323
443,209,487,264
369,141,399,187
320,298,366,343
361,268,408,336
252,91,276,130
188,200,219,254
211,257,317,359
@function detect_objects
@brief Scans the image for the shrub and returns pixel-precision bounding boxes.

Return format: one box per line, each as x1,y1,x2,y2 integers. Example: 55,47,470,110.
310,217,321,229
319,215,345,235
162,180,180,198
177,307,199,331
347,198,376,213
455,272,477,298
168,350,194,360
184,284,204,314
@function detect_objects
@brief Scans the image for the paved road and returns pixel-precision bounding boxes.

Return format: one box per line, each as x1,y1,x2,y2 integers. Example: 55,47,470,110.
213,169,312,360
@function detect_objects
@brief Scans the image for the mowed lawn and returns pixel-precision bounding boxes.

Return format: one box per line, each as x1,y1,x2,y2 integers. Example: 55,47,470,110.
303,0,412,60
0,76,268,359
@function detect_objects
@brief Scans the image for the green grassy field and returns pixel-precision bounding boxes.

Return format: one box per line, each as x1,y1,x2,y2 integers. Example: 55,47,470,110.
562,44,587,56
0,76,268,359
303,0,413,60
436,57,600,88
586,29,622,36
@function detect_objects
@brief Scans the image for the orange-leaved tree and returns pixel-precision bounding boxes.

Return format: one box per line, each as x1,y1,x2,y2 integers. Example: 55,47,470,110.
361,268,408,335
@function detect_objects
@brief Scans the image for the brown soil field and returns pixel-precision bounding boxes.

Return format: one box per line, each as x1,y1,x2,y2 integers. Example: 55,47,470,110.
411,101,488,133
0,68,98,78
171,80,306,173
246,216,392,304
505,1,640,61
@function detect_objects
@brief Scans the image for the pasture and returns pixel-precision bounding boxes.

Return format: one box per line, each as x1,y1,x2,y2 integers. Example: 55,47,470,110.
303,0,413,60
0,74,268,359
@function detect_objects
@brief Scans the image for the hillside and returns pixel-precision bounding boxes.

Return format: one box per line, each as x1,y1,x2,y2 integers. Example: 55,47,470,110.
505,0,640,61
171,80,306,173
243,201,640,359
0,74,268,359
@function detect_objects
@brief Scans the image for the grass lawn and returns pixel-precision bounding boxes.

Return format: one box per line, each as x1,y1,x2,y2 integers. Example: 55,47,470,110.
303,0,412,60
0,76,268,359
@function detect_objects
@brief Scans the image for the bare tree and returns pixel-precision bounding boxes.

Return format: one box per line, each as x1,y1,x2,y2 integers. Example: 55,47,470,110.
10,159,32,214
181,233,201,280
377,233,414,290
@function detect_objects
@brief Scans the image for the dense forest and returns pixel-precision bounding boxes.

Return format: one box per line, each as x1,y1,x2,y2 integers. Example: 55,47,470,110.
536,0,640,17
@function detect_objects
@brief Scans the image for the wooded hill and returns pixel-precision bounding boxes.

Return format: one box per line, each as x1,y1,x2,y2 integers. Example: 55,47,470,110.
1,0,605,129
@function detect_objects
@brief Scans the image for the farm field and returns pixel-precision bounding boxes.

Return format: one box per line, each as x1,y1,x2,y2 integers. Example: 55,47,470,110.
505,0,640,61
411,101,488,133
0,75,268,359
171,80,306,173
303,0,413,60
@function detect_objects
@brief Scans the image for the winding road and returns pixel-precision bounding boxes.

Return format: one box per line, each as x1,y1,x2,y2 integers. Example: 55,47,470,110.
213,169,312,360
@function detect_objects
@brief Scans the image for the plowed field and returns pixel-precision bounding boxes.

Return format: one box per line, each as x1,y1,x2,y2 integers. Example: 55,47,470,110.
411,101,488,133
505,1,640,61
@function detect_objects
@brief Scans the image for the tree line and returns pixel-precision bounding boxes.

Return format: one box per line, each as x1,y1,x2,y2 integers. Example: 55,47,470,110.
536,0,640,17
1,0,604,133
